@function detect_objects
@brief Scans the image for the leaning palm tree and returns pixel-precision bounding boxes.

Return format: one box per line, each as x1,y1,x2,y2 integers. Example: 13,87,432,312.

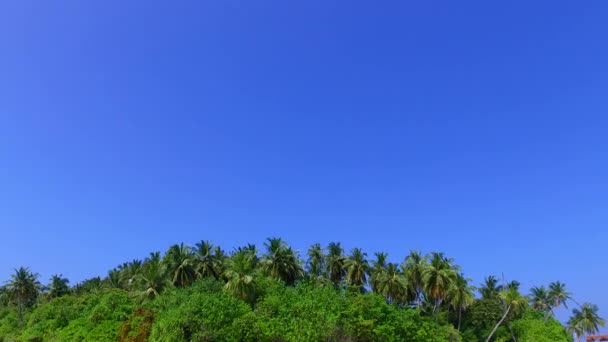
326,242,346,287
163,243,197,288
137,252,169,301
567,303,606,342
224,251,258,304
447,273,475,331
47,274,70,299
376,263,407,304
485,288,528,342
422,252,458,316
194,240,220,279
344,248,369,291
401,251,427,307
6,267,41,326
369,252,388,294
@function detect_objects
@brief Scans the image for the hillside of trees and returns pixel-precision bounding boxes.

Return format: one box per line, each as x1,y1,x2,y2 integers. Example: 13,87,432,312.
0,238,604,341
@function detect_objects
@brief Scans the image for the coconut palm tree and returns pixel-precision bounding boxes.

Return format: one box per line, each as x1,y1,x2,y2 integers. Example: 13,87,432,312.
194,240,220,279
370,252,388,294
447,273,475,331
47,274,70,299
163,243,197,288
137,252,169,301
224,251,258,304
260,238,303,285
376,263,407,304
344,248,369,291
479,275,500,299
548,281,571,312
422,252,457,315
567,303,606,341
327,242,346,287
306,243,326,277
529,286,550,311
6,267,41,325
485,288,528,342
401,251,427,306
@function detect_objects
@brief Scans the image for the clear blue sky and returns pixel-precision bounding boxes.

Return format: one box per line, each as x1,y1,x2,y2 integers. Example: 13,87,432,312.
1,0,607,327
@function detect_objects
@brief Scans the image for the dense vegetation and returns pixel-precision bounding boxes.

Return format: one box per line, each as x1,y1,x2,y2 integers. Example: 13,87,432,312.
0,238,604,341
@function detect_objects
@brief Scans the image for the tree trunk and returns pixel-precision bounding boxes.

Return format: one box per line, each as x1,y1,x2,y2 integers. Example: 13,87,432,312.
485,305,511,342
17,299,24,327
458,308,462,331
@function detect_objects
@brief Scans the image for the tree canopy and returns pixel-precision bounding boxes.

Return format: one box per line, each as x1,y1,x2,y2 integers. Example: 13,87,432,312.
0,238,602,341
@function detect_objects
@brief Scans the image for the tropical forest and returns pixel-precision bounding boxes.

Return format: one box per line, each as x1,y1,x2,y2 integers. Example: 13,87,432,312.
0,238,603,341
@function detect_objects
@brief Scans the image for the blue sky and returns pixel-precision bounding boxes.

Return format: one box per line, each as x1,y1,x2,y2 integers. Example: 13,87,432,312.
1,0,607,327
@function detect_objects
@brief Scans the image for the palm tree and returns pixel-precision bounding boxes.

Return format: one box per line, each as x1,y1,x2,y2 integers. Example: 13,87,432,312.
479,275,500,299
234,244,259,268
370,252,388,294
422,252,457,315
137,252,169,301
6,267,41,325
548,281,571,312
47,274,70,299
376,263,407,304
194,240,220,279
485,288,528,342
306,243,326,277
529,286,550,311
163,243,197,288
344,248,369,290
401,251,427,307
567,303,606,341
224,251,258,304
447,273,475,331
260,238,303,285
327,242,346,287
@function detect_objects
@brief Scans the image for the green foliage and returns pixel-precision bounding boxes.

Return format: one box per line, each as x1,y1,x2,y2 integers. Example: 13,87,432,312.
250,284,343,341
510,310,570,342
0,238,599,341
147,280,251,342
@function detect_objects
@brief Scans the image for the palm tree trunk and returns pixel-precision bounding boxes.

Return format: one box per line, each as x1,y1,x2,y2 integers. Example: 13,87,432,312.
485,305,511,342
458,308,462,331
17,299,24,327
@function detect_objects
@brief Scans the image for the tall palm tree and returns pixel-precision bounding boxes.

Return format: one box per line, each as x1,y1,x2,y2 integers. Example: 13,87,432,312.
327,242,346,287
224,251,258,304
479,275,500,299
137,252,169,301
260,238,303,285
376,263,407,304
485,288,528,342
213,246,228,279
401,251,427,306
370,252,388,294
163,243,197,288
567,303,606,341
234,244,259,268
306,243,326,277
7,267,41,326
344,248,369,290
47,274,70,299
194,240,220,279
447,273,475,331
422,252,457,315
529,286,550,311
548,281,571,312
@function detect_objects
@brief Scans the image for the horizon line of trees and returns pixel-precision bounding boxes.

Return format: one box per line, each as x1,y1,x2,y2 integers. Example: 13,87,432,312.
1,237,605,341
